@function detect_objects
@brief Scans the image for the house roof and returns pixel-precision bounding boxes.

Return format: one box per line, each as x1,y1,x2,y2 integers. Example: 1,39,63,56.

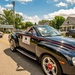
61,17,75,27
0,25,14,28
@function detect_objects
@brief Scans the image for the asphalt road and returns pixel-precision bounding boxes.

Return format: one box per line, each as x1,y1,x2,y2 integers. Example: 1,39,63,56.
0,34,74,75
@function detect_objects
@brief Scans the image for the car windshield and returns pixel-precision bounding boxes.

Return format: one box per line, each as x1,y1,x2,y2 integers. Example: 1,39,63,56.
37,25,61,37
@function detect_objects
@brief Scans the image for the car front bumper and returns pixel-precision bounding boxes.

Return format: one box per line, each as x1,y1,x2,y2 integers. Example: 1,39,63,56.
61,64,75,74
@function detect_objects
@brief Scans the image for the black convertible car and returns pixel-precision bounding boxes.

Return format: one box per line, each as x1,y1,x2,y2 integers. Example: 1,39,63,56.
8,25,75,75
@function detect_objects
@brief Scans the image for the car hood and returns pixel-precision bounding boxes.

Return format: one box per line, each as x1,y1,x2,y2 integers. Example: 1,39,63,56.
45,36,75,50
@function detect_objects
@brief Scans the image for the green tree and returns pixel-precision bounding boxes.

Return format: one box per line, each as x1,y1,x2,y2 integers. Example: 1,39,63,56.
15,14,23,29
25,22,33,29
49,20,56,28
15,22,25,29
0,9,14,25
54,16,65,29
38,20,49,25
20,22,26,29
0,9,24,29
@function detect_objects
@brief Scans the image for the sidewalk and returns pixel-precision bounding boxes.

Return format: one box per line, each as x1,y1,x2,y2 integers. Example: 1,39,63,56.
0,34,10,45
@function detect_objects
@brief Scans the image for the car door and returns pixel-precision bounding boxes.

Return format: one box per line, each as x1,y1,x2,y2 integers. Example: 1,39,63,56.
19,27,38,53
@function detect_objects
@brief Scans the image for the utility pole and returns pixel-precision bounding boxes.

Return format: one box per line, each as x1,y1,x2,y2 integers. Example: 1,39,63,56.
12,1,15,30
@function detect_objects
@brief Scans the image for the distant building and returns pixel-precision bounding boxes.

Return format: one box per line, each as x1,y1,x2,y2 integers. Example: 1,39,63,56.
60,17,75,31
0,25,14,32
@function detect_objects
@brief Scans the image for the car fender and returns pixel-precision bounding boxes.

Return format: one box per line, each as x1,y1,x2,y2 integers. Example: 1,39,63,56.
36,41,72,73
9,34,19,47
36,41,70,63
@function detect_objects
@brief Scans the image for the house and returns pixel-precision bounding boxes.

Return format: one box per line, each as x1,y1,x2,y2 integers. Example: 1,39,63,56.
0,25,14,32
60,17,75,31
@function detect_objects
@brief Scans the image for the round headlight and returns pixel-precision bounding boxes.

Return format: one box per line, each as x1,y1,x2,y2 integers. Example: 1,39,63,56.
72,57,75,66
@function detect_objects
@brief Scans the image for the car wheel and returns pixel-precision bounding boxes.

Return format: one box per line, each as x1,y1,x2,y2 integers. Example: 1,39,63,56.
41,55,62,75
10,39,16,52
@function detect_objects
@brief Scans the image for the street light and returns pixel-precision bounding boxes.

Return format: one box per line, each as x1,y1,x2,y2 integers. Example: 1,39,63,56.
12,1,15,30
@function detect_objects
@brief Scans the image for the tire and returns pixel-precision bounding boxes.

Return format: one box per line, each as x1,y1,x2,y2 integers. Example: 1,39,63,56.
41,55,62,75
10,39,16,52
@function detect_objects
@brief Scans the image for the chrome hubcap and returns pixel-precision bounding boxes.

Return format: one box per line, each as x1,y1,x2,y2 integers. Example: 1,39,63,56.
42,57,57,75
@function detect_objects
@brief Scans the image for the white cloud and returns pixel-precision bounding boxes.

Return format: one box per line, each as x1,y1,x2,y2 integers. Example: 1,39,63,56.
5,0,32,4
54,0,58,2
0,6,5,14
56,2,67,7
47,0,58,3
17,0,32,4
5,0,9,1
17,12,40,24
5,4,13,8
24,15,40,24
43,7,75,20
18,12,24,16
66,0,75,4
0,5,40,24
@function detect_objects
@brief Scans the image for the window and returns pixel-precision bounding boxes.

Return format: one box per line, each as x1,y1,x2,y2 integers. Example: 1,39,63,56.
72,26,75,29
67,21,69,24
37,26,61,37
28,28,37,36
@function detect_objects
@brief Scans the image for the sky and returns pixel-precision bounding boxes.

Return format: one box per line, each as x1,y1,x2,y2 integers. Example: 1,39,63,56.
0,0,75,23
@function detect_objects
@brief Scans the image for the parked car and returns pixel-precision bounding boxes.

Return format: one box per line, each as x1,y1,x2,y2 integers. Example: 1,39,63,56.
14,29,22,32
8,25,75,75
6,29,11,33
66,30,75,38
0,31,3,37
